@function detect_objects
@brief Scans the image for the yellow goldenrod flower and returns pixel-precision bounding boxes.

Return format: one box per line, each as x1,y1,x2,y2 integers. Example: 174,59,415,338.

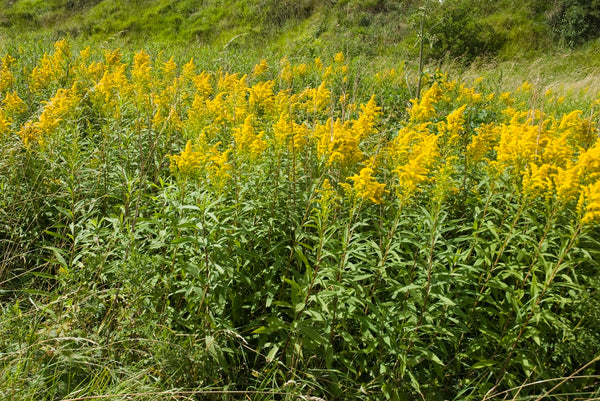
206,143,232,191
93,63,130,115
54,39,71,61
201,92,228,127
273,111,307,151
542,133,573,168
152,108,165,127
29,39,73,93
554,163,580,203
182,59,196,82
299,81,331,114
0,110,11,137
161,56,177,84
17,87,80,146
576,141,600,186
104,48,122,67
168,140,202,176
1,54,16,69
392,133,439,199
516,81,533,93
494,115,540,174
408,82,442,122
457,84,482,104
30,53,56,92
248,80,275,112
580,181,600,225
16,121,39,147
279,57,293,85
132,50,152,86
467,123,500,163
314,57,323,72
322,65,334,80
499,91,514,105
233,114,266,159
340,65,349,77
315,178,339,218
522,163,553,199
79,46,91,62
292,63,308,78
557,110,595,149
3,91,27,116
0,54,16,92
432,155,460,204
316,117,362,167
252,58,269,78
84,61,105,82
437,104,467,146
387,122,431,164
352,95,382,140
193,71,213,97
213,72,248,123
347,167,388,204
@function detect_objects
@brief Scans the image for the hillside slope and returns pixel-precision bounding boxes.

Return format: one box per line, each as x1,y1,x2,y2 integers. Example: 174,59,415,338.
2,0,599,62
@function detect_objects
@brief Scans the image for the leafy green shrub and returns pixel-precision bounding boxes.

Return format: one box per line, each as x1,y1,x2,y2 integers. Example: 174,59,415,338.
425,0,506,63
548,0,600,47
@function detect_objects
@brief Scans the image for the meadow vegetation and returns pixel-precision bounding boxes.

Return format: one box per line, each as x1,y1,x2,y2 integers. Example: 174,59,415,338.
1,0,600,400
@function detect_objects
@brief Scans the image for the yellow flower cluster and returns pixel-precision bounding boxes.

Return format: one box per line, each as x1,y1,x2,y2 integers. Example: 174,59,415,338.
234,114,267,158
17,86,80,146
299,81,330,115
469,99,600,223
389,124,440,200
0,54,16,93
316,178,339,215
169,140,202,176
579,180,600,225
2,40,599,228
273,111,309,151
0,91,27,137
248,80,275,113
346,167,388,204
494,113,540,174
409,83,442,122
315,95,382,167
437,104,467,148
252,58,269,78
168,137,231,191
30,39,72,93
467,123,499,163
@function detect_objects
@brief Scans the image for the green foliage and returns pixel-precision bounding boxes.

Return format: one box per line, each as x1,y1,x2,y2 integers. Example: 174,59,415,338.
5,0,600,65
424,0,506,63
548,0,600,47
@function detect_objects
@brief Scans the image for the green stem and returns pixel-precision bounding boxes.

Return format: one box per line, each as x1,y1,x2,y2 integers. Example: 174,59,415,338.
495,221,583,386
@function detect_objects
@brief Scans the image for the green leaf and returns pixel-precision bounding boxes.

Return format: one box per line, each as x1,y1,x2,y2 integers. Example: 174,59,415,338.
45,246,68,268
266,345,279,363
31,272,57,280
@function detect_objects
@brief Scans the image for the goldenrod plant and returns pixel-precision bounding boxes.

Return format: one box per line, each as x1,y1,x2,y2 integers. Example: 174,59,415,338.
0,40,599,400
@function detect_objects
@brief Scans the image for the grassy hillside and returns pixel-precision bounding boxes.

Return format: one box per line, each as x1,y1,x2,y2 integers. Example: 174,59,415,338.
3,0,600,92
0,0,593,58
